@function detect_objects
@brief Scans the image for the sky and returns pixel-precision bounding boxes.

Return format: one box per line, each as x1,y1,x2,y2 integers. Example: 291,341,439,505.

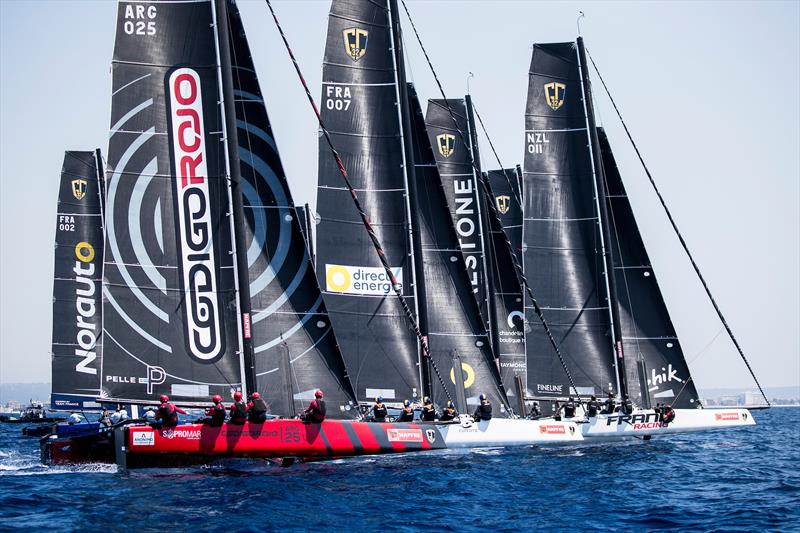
0,0,798,392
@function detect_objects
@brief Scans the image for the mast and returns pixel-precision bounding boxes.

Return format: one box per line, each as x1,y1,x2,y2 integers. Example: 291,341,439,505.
576,36,627,399
388,0,431,398
464,95,497,360
213,0,254,395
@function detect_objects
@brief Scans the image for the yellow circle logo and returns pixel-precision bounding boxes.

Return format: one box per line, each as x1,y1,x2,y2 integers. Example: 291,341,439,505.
75,242,95,263
326,265,351,292
450,362,475,389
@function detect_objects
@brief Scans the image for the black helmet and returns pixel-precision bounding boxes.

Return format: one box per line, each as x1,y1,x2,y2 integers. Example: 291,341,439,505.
608,392,614,398
623,394,630,400
376,396,383,403
568,396,574,402
591,395,597,400
479,393,487,401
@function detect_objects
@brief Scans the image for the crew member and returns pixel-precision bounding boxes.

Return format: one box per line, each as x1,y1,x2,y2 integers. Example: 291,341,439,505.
372,396,388,423
301,390,326,423
111,405,129,425
560,397,577,418
529,401,542,419
97,409,112,427
142,406,157,421
396,400,414,422
621,394,634,415
202,395,226,427
602,393,616,414
68,412,82,425
654,403,663,421
420,397,436,421
586,395,600,418
473,394,492,422
247,392,268,423
661,403,675,424
156,394,186,428
440,401,458,422
229,391,248,425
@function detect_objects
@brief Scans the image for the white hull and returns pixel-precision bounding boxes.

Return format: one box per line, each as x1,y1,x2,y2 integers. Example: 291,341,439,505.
439,418,584,447
580,408,755,440
437,408,755,448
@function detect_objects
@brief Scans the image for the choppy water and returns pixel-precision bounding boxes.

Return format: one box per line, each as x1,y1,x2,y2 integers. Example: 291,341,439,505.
1,408,798,532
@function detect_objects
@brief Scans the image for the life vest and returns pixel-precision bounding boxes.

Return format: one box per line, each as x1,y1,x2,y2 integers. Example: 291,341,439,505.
475,403,492,421
587,401,599,417
158,403,178,425
563,402,576,418
251,398,268,414
396,408,413,422
210,403,226,424
421,405,436,421
602,399,616,414
230,400,248,421
440,409,457,421
308,399,326,422
373,404,387,421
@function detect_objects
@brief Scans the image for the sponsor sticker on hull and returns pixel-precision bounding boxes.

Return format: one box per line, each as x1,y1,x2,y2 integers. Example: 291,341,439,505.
386,428,424,443
131,430,155,447
715,412,740,422
539,424,566,435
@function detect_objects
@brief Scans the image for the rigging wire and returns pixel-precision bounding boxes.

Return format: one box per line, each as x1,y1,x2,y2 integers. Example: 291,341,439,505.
399,0,585,404
263,0,454,405
587,50,770,407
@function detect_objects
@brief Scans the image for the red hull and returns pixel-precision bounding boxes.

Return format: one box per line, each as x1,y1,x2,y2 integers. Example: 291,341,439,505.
118,420,446,468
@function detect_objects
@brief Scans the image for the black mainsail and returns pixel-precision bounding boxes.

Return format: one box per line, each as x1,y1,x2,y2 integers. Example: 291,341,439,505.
51,150,105,410
102,0,243,403
487,168,523,266
599,128,700,408
408,85,508,412
315,0,421,404
227,2,358,417
523,42,617,402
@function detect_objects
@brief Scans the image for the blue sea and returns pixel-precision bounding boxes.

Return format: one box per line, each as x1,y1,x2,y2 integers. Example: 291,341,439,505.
1,408,798,532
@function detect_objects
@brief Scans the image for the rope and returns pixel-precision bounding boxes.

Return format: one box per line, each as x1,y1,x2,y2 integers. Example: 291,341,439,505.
399,0,584,404
587,51,770,407
469,100,522,207
264,0,453,404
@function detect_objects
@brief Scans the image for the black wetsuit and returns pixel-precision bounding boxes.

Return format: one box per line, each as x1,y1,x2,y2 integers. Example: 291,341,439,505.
372,404,388,423
420,404,436,421
473,403,492,422
396,408,414,422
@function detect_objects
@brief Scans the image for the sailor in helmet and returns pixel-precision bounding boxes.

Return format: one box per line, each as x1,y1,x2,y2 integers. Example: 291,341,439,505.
439,400,458,422
155,395,186,428
201,394,226,427
229,391,248,425
396,399,414,422
372,396,388,423
300,390,326,423
420,397,437,421
473,394,493,422
247,392,268,424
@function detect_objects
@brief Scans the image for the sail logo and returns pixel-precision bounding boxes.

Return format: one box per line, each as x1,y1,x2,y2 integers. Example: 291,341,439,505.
436,134,455,157
495,195,511,214
168,68,225,363
343,28,368,61
453,177,481,294
71,179,87,200
647,364,683,392
543,82,566,110
73,241,99,375
450,362,475,389
325,264,402,296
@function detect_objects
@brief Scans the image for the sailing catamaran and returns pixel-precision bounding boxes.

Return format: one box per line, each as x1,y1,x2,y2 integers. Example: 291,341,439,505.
43,1,758,467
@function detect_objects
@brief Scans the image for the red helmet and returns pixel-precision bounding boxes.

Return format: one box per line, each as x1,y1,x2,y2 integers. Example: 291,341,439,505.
233,391,243,401
212,394,222,403
159,394,169,403
251,392,261,399
315,389,324,398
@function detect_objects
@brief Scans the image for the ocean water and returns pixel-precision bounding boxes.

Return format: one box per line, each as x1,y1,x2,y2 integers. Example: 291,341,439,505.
1,408,798,532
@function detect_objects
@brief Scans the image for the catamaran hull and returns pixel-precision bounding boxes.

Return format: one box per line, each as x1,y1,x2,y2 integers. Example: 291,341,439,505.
580,408,755,440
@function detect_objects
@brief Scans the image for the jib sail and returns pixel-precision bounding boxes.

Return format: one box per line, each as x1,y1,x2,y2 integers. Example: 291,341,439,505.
102,0,242,404
51,150,105,410
315,0,421,404
487,168,523,266
480,173,526,402
523,42,617,402
407,85,509,413
598,128,700,408
227,2,358,418
425,99,491,332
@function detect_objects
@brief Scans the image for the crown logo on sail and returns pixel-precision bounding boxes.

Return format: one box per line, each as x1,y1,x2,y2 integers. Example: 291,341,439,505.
495,195,511,214
71,179,87,200
543,82,566,111
436,134,455,157
343,28,368,62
